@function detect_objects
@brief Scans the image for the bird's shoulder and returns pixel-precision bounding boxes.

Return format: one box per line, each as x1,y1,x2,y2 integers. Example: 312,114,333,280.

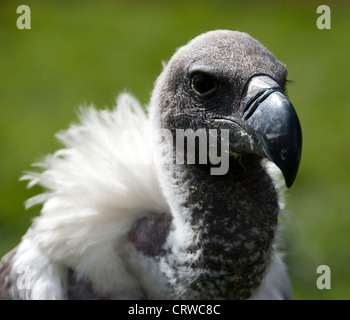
0,248,20,299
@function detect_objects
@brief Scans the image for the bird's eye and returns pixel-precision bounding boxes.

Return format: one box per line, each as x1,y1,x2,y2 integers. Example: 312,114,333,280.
191,74,217,97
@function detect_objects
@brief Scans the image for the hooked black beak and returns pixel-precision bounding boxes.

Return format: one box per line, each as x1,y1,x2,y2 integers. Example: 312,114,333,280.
241,75,302,188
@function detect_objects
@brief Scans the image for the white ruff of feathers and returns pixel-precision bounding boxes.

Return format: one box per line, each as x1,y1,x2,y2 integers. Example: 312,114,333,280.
19,93,169,298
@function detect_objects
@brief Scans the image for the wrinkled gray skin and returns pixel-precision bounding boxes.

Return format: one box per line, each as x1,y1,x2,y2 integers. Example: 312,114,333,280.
148,30,288,299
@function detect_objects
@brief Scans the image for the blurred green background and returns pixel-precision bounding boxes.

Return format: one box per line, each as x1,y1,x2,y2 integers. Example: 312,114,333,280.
0,0,349,299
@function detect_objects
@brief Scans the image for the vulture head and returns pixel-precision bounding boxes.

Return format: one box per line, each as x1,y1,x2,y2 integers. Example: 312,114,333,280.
150,30,301,186
0,30,302,300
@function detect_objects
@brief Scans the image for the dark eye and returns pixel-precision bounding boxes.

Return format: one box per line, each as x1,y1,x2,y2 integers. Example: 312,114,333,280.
191,73,217,97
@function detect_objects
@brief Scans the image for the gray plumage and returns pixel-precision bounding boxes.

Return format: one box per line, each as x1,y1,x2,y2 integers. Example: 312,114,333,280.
0,30,301,300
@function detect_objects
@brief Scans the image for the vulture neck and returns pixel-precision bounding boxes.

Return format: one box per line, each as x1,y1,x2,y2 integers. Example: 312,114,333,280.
161,157,279,299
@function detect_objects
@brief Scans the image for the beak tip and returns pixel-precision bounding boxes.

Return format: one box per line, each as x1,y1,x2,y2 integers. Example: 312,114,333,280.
274,145,302,188
284,169,298,188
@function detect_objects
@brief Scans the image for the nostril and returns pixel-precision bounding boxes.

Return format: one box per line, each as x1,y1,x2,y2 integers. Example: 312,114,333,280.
242,89,282,121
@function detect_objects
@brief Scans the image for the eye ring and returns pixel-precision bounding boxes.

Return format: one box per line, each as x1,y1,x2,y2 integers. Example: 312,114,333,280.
191,73,217,97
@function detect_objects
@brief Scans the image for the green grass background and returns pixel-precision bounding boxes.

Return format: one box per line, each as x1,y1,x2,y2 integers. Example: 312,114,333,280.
0,0,349,299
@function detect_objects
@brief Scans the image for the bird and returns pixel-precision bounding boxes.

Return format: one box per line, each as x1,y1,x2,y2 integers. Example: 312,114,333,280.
0,30,302,300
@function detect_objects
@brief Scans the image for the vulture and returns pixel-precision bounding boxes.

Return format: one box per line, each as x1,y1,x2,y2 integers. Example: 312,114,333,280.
0,30,302,300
